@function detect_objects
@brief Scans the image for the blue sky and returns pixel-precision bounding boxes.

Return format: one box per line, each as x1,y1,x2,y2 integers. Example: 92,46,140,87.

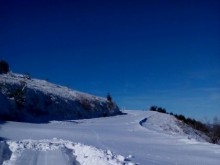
1,0,220,121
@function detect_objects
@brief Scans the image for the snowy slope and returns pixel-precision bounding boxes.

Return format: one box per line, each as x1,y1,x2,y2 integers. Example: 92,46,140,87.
0,110,220,165
0,73,121,122
140,111,211,142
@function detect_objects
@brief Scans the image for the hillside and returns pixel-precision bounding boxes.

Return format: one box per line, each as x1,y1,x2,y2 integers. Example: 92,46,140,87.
140,111,211,142
0,72,121,122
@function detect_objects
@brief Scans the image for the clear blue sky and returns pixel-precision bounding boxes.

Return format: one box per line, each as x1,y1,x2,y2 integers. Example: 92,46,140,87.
1,0,220,121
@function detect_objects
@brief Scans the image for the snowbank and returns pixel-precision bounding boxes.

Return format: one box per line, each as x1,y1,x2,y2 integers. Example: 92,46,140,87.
2,138,135,165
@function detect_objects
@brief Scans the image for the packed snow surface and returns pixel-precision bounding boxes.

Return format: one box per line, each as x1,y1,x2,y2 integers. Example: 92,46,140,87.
1,110,220,164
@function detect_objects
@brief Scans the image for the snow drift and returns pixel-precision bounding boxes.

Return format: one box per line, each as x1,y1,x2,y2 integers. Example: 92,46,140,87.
0,73,121,122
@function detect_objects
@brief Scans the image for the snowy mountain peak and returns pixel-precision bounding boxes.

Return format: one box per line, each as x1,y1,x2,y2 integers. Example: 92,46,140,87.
0,72,121,122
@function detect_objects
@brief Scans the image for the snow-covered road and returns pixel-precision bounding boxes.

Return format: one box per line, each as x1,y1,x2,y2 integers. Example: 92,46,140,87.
1,110,220,165
13,149,74,165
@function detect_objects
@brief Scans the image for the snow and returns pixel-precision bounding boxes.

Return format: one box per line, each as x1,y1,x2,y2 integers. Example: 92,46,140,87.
0,73,121,122
1,73,220,164
140,111,211,142
2,139,128,165
0,110,220,165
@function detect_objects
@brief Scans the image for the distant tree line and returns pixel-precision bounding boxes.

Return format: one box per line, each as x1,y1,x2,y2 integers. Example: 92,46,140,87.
149,105,220,144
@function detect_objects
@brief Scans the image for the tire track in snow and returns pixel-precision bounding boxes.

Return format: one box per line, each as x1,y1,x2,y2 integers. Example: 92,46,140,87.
11,149,78,165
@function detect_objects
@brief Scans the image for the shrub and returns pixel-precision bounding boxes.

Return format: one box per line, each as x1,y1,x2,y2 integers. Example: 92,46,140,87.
208,118,220,144
157,107,167,114
0,60,9,74
176,114,186,122
149,106,166,114
149,106,157,111
210,124,220,143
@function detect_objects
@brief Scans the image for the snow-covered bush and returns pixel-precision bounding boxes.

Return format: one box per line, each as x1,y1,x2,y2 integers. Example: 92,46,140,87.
0,60,9,74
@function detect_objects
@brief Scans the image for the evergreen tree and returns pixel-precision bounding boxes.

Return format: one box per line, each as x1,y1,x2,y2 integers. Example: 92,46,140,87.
0,60,9,74
107,93,112,102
